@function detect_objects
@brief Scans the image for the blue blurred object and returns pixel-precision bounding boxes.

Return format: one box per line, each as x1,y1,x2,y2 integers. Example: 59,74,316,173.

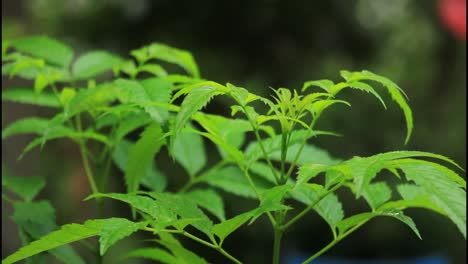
285,254,449,264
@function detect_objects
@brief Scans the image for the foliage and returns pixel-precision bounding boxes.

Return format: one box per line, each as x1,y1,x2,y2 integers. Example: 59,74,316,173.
2,35,466,264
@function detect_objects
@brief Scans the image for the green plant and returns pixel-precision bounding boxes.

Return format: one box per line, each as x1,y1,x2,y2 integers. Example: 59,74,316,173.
1,35,466,264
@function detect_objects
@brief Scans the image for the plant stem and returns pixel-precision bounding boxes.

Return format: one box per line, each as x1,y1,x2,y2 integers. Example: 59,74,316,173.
281,182,343,230
301,220,368,264
272,226,283,264
284,117,319,180
240,105,280,183
75,115,99,194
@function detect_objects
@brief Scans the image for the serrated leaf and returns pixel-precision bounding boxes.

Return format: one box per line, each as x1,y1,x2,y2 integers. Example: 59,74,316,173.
125,248,177,264
336,212,375,235
2,219,106,264
184,189,225,221
2,88,60,108
171,83,226,152
193,113,251,158
361,181,392,211
125,124,165,193
2,175,45,202
132,43,200,78
395,159,466,238
65,83,118,119
112,140,167,192
10,201,85,264
314,193,344,233
115,78,172,123
342,70,413,144
173,128,206,178
212,210,256,243
198,166,257,198
99,218,145,256
2,117,72,140
147,192,213,237
87,193,176,223
19,129,110,160
10,36,73,67
251,185,292,223
302,80,335,93
113,111,152,141
384,210,422,239
156,234,208,264
72,51,123,80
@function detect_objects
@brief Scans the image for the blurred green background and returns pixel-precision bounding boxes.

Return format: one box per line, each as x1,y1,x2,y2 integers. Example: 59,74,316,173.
2,0,466,263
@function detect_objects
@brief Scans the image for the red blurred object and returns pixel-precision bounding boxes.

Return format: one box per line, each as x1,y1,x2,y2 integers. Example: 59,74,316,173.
438,0,466,40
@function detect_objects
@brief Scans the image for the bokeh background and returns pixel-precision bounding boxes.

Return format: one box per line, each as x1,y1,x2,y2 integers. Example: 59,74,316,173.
2,0,466,263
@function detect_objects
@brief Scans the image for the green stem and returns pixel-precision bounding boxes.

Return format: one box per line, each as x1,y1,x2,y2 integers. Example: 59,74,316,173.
240,104,280,183
75,115,99,194
301,220,368,264
284,117,319,181
281,182,343,230
272,225,283,264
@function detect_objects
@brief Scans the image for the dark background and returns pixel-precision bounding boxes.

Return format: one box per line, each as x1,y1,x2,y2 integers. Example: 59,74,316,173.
2,0,466,263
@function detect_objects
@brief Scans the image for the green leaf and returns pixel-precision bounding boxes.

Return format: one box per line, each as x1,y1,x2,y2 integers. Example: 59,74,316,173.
2,88,60,108
331,81,387,109
336,212,375,235
132,43,200,78
193,113,251,158
113,111,153,141
19,129,110,160
125,248,177,264
147,192,213,237
2,219,106,264
72,51,123,80
99,218,145,256
342,70,413,144
198,166,257,198
173,128,206,178
384,210,422,240
314,193,344,234
361,181,392,211
10,36,73,67
212,210,256,243
125,124,165,193
137,64,168,77
302,80,335,93
337,209,422,239
156,234,208,264
269,143,340,166
171,83,226,152
112,140,167,192
2,117,72,140
184,189,226,221
65,83,118,119
10,201,85,264
115,78,172,123
2,175,45,202
394,159,466,238
33,74,48,94
251,185,292,223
